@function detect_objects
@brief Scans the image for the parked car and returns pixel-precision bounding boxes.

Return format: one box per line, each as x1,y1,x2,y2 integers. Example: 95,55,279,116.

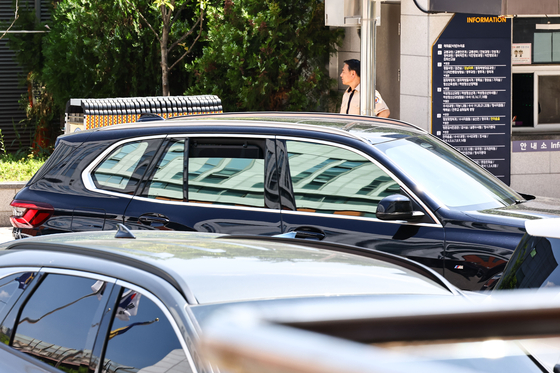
0,227,462,373
495,218,560,290
10,112,560,290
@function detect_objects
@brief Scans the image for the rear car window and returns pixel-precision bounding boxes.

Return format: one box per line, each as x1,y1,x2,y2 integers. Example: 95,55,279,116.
92,139,162,194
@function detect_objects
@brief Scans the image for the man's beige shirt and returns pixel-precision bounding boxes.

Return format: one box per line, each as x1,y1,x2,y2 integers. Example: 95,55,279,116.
340,84,389,116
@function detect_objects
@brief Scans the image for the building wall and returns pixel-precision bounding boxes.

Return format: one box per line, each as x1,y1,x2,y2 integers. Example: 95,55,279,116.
510,140,560,198
400,0,451,131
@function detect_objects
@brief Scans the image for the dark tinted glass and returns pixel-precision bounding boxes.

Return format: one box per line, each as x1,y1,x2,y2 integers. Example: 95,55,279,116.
102,288,191,373
28,141,79,185
187,139,266,207
145,140,185,201
12,274,109,372
0,272,37,340
497,235,560,290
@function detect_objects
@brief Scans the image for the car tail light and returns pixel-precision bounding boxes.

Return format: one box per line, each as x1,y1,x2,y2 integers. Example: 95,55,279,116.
10,200,54,229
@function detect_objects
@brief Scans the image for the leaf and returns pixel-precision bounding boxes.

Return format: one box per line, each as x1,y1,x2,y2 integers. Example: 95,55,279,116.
153,0,174,11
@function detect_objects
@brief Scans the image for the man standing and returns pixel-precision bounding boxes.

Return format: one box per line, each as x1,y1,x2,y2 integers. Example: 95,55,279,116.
339,59,390,118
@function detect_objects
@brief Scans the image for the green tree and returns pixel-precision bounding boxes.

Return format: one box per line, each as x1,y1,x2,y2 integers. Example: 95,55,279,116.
187,0,343,111
40,0,162,110
124,0,205,96
10,0,204,112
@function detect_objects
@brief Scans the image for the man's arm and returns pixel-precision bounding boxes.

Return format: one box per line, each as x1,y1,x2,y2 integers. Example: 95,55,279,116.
377,109,390,118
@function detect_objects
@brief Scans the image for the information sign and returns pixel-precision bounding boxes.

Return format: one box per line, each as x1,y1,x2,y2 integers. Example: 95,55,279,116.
432,14,511,185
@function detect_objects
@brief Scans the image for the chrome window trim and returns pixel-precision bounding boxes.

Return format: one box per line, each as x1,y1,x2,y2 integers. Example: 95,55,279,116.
114,279,198,373
130,195,280,213
0,267,42,280
81,133,279,214
277,135,442,227
82,134,273,200
82,135,167,197
36,268,116,284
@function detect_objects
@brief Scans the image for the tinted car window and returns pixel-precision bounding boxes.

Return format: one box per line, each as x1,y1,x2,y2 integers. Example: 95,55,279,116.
285,140,400,216
103,287,191,373
0,272,36,325
12,274,109,372
92,139,161,194
146,139,185,201
187,139,266,207
497,235,560,289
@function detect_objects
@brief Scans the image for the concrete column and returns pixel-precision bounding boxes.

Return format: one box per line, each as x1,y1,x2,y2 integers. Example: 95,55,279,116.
400,0,451,131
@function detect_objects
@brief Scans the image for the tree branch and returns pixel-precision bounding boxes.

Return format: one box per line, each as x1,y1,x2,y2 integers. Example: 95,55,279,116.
167,11,202,53
0,0,19,41
168,11,203,71
123,0,161,43
170,1,187,29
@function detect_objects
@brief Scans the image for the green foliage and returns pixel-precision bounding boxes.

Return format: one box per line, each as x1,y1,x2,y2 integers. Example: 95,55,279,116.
186,0,343,112
40,0,164,110
0,155,45,182
0,130,46,181
8,0,205,112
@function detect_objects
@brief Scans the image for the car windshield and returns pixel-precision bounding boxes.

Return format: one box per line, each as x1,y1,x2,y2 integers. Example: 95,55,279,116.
372,135,522,210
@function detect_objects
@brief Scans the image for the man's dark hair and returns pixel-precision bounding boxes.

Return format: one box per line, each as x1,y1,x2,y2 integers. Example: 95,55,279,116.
344,59,360,77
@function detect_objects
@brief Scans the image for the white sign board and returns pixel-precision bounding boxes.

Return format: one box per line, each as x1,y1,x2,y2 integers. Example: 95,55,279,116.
512,43,531,64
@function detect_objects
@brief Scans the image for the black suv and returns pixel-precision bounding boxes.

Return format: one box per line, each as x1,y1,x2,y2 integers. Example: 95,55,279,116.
11,112,560,290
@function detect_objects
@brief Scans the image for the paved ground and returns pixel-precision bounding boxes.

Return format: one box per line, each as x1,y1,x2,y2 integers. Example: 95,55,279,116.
0,226,15,244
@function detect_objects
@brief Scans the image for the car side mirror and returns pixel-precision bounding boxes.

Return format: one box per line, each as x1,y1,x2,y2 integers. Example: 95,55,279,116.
376,194,423,221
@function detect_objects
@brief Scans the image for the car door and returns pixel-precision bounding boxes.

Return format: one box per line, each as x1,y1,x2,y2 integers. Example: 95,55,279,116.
276,138,447,276
123,135,283,235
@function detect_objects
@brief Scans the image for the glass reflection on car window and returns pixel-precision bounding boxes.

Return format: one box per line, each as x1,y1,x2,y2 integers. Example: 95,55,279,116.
94,141,149,190
0,272,36,325
147,140,185,201
12,274,108,372
103,287,191,373
498,236,560,290
286,141,400,216
188,157,265,207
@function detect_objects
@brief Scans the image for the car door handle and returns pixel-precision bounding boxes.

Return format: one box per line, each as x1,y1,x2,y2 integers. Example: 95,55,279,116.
292,227,326,241
138,213,170,225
